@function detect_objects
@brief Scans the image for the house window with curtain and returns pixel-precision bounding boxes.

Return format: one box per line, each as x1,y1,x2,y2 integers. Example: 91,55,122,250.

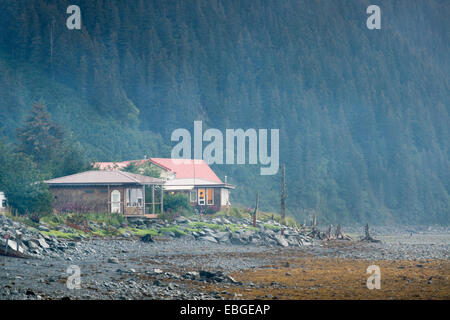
206,188,214,205
126,188,143,207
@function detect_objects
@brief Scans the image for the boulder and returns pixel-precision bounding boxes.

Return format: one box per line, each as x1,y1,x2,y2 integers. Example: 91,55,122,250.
108,257,120,264
274,235,289,247
230,234,245,245
37,238,50,249
140,234,154,243
199,236,218,243
213,231,231,242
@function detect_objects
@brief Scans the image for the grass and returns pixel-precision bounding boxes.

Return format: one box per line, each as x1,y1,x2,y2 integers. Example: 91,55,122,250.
2,211,39,228
159,226,187,237
188,221,226,231
40,214,66,227
263,224,281,231
83,212,126,226
201,257,450,300
40,230,85,239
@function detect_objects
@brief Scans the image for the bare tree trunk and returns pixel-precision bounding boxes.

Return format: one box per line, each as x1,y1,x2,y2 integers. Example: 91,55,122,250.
280,164,287,235
253,192,259,227
361,224,380,242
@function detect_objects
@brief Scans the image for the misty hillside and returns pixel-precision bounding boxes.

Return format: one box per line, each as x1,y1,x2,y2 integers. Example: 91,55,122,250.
0,0,448,224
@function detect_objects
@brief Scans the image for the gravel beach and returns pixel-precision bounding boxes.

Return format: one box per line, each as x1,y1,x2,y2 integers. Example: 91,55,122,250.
1,223,448,300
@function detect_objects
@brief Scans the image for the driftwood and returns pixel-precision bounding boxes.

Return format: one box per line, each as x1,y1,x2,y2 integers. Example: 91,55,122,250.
360,224,381,243
1,237,30,258
326,224,333,240
335,224,352,240
324,224,352,241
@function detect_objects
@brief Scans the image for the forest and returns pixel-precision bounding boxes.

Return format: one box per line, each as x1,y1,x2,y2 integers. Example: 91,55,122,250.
0,0,448,224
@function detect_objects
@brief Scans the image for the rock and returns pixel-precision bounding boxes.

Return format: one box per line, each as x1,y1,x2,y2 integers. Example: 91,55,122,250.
226,275,238,284
108,257,120,264
37,238,50,249
26,289,35,296
230,234,245,245
183,271,199,280
274,235,289,247
38,225,50,232
214,232,231,242
140,234,154,243
199,236,218,243
153,280,163,286
168,282,177,290
199,270,218,279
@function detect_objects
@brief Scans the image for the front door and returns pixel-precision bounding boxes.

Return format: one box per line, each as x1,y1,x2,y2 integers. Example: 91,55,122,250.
111,190,121,213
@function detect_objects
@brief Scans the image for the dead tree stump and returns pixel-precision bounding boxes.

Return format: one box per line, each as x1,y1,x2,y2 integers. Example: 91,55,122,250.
335,224,352,241
360,224,381,243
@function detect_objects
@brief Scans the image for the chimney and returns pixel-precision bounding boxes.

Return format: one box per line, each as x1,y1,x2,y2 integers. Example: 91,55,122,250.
224,175,227,184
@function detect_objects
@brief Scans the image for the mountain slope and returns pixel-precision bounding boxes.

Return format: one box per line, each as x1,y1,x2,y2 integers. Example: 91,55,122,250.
0,0,448,224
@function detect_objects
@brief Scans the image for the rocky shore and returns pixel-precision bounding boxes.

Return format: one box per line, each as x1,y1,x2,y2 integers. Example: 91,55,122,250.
0,214,448,300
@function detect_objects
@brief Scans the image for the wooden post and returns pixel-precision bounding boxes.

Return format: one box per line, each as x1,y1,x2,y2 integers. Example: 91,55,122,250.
253,192,259,227
152,185,155,215
160,185,164,214
107,185,110,213
281,164,286,235
142,185,146,215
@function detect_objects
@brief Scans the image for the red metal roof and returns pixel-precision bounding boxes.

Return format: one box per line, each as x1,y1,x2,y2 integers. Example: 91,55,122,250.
150,158,223,183
93,158,223,183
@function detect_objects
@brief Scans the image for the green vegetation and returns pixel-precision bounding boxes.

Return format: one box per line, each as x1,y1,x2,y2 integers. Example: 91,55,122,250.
189,221,226,231
163,193,193,214
81,212,126,226
0,140,53,216
123,162,161,178
263,224,281,232
40,229,88,239
159,226,187,237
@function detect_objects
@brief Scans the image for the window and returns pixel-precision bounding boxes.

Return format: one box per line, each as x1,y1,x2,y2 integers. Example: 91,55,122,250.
126,188,143,207
198,188,205,205
206,188,214,205
190,190,197,202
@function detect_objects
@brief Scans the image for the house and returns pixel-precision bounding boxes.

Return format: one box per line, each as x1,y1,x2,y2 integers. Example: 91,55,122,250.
0,192,7,212
94,158,235,212
45,170,164,216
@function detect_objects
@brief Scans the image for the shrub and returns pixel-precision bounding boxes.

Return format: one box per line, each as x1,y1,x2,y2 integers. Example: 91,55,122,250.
163,193,193,214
